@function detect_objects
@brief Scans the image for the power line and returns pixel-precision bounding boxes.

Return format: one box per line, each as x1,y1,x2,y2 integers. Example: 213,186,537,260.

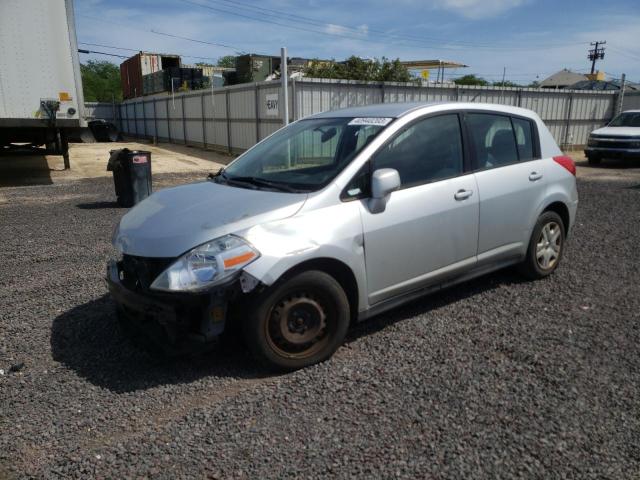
79,42,138,52
607,45,640,62
77,14,250,54
149,30,244,53
181,0,498,51
184,0,587,52
79,42,226,62
178,0,389,48
78,48,129,58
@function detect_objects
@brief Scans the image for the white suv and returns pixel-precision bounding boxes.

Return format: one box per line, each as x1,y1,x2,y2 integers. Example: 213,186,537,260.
585,110,640,165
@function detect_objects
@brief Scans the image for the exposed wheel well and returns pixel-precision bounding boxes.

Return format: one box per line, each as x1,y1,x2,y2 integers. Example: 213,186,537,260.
543,201,570,233
279,258,359,323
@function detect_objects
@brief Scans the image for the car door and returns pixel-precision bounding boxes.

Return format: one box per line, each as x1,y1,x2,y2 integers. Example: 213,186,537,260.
464,113,547,263
349,113,479,305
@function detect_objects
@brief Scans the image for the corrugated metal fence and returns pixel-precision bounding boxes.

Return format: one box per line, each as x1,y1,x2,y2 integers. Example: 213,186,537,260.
84,102,118,123
113,78,628,152
621,92,640,111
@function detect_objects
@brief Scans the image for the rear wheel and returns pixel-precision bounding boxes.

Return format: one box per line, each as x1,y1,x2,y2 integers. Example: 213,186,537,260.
519,211,565,279
242,270,350,371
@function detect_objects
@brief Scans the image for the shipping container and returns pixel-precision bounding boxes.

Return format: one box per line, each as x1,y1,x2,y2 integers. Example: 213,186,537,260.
141,68,207,96
142,71,168,96
120,52,180,99
234,55,281,84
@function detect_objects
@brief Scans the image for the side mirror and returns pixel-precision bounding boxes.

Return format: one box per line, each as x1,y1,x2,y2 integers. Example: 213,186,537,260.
368,168,400,213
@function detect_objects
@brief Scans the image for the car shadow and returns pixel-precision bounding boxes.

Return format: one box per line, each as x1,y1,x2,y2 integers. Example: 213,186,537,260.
575,158,640,169
345,267,527,344
76,201,123,210
50,294,266,393
51,268,527,393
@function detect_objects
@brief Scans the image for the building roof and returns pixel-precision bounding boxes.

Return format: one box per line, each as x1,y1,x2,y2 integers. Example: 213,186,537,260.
569,79,639,91
539,69,588,88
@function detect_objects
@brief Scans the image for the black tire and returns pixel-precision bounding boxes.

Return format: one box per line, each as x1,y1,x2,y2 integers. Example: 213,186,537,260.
242,270,350,371
587,155,601,166
519,211,566,280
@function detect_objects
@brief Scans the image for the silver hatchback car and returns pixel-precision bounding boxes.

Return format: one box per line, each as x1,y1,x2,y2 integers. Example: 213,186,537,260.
109,102,578,370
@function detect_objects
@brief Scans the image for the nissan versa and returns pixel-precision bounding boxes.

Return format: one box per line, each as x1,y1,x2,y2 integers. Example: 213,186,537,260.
108,102,578,371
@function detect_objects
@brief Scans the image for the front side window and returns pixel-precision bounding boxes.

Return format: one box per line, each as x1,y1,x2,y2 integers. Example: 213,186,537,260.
373,114,464,189
220,117,388,192
466,113,518,170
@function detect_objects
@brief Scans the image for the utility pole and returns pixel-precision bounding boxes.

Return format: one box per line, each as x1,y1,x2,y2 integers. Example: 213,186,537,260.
616,73,626,116
588,41,606,74
499,66,506,102
281,47,289,126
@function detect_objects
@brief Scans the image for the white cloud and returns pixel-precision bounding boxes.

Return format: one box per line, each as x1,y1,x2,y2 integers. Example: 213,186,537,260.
430,0,528,19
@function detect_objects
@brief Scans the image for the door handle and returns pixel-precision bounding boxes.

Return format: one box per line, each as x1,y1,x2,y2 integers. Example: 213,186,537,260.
454,189,473,200
529,172,543,181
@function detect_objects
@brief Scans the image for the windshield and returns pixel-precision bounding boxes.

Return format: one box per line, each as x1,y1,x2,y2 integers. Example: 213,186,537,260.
218,117,390,192
608,112,640,127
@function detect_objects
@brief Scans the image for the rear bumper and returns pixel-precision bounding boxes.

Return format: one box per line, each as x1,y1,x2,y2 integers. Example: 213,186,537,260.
106,260,238,354
584,147,640,159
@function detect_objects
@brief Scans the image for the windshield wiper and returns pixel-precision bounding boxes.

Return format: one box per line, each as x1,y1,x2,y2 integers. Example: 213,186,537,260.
224,176,306,193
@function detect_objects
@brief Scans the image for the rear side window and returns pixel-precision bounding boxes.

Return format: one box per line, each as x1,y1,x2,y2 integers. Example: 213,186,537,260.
373,114,464,188
512,117,535,161
466,113,518,170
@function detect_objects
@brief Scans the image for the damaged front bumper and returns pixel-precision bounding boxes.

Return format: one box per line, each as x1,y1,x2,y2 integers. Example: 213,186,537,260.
106,260,251,355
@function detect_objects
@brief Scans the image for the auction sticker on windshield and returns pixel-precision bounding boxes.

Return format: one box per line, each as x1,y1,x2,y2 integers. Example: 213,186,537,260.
348,117,393,126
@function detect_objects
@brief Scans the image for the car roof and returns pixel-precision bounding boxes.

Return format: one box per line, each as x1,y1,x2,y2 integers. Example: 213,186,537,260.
621,110,640,113
306,102,538,120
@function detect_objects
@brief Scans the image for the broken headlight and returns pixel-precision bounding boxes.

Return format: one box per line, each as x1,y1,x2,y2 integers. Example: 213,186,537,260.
150,235,259,292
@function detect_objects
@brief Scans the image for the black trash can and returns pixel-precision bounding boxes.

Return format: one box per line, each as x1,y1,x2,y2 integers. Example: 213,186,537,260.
107,149,152,207
89,120,120,142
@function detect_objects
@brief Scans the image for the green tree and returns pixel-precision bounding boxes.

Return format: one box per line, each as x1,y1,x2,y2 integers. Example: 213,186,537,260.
304,56,412,82
454,74,489,86
217,55,236,68
528,80,541,88
80,60,122,102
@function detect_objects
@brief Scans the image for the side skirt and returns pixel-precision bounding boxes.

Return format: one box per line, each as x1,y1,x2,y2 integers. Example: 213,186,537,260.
357,256,521,322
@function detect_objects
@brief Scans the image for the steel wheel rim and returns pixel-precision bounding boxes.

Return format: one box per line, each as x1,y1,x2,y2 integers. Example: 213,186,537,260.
536,221,562,270
266,291,331,359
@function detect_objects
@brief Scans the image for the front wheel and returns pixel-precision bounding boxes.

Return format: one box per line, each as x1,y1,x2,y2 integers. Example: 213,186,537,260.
587,155,601,166
519,211,566,279
242,270,350,371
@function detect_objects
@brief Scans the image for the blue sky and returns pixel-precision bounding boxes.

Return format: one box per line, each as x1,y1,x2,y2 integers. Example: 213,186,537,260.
76,0,640,84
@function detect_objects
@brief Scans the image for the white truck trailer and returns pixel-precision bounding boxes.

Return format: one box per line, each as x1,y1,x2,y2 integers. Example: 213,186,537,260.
0,0,85,169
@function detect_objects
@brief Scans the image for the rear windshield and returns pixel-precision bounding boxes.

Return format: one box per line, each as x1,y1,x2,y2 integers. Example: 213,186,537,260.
609,112,640,127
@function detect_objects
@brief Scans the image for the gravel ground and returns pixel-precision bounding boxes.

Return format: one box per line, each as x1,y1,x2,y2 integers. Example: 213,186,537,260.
1,170,639,479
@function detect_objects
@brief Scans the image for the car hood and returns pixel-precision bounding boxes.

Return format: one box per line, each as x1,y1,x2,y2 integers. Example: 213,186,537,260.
591,126,640,137
114,181,307,257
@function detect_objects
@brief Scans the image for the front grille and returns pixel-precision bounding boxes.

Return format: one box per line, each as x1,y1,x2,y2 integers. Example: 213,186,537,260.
120,254,174,291
590,136,640,149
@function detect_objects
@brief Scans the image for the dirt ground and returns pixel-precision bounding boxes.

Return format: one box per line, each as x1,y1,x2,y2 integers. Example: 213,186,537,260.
0,140,232,187
566,149,640,181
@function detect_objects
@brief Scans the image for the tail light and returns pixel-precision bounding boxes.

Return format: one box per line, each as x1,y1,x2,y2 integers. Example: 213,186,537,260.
553,155,576,176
